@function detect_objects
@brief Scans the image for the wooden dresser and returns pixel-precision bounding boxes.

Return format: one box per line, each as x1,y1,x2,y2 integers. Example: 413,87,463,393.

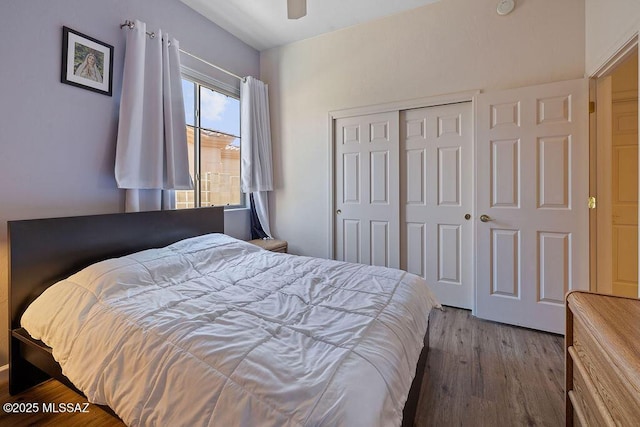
565,291,640,426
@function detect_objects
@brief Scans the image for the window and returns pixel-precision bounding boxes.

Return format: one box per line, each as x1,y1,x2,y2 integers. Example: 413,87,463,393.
176,77,242,209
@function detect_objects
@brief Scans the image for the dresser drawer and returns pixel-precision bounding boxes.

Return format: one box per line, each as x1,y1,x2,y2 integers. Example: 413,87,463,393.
568,346,615,427
568,391,585,427
572,312,640,425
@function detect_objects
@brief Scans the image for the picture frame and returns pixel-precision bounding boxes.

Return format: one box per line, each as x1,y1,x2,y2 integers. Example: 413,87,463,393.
61,26,114,96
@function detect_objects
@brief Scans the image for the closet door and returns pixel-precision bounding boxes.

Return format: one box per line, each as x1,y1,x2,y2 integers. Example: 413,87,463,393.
475,78,589,334
401,103,474,309
334,111,400,268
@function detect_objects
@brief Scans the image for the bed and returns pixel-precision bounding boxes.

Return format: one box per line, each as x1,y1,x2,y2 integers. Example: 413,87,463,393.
8,207,437,426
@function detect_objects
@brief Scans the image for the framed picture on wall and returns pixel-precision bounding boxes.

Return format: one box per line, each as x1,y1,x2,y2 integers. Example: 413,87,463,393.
61,26,114,96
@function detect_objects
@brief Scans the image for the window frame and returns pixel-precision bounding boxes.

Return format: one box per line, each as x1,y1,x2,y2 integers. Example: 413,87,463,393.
180,66,246,209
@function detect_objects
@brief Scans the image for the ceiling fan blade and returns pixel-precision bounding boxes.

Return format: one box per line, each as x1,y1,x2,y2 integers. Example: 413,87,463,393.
287,0,307,19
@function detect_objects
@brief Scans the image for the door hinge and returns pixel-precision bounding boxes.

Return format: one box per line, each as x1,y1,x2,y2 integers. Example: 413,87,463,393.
589,101,596,114
588,196,596,209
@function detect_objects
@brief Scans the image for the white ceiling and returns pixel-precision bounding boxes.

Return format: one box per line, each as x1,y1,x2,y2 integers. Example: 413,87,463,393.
180,0,441,51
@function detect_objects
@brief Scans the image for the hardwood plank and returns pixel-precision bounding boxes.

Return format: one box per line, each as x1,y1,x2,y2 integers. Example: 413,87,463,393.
0,374,123,426
416,306,565,427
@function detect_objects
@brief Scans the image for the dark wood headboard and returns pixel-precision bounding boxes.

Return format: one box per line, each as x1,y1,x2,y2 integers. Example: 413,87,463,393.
8,207,225,330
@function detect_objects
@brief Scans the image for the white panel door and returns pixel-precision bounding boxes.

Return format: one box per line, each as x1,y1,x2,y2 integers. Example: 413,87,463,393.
335,111,399,268
611,98,639,297
401,103,473,308
476,79,589,334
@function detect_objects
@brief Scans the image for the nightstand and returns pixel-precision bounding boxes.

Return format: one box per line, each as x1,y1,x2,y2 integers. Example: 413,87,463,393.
248,238,288,253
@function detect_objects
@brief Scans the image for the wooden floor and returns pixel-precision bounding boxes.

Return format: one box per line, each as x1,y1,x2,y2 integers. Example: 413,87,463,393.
416,307,565,427
0,375,124,426
0,307,564,426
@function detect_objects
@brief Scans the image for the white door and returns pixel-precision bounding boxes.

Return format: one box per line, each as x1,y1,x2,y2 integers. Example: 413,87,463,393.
401,103,474,308
335,111,400,268
595,75,639,298
475,79,589,334
610,98,639,297
596,76,614,294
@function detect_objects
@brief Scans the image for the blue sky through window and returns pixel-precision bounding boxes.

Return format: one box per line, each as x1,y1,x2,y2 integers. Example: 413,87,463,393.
183,79,195,126
182,79,240,147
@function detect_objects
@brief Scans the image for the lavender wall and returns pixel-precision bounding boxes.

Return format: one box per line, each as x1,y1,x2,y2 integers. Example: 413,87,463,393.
0,0,259,364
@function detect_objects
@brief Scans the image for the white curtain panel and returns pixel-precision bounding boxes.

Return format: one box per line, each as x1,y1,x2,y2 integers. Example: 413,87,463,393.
115,20,191,212
241,77,274,237
241,76,273,193
125,189,176,212
252,191,272,238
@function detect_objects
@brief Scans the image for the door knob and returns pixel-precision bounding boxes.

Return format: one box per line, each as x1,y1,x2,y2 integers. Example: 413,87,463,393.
480,214,492,222
336,209,342,215
464,214,471,220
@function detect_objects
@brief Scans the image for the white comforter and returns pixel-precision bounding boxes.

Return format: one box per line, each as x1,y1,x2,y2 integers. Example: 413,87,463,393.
21,234,439,427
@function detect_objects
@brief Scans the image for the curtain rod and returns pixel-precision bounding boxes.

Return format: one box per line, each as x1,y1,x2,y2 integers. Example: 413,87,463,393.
120,20,245,82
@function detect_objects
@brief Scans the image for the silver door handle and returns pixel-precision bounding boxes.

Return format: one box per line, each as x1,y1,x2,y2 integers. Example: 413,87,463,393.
480,214,492,222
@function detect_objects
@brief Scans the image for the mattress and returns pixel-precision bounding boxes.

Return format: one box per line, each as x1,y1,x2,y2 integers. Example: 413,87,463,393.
21,233,439,426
